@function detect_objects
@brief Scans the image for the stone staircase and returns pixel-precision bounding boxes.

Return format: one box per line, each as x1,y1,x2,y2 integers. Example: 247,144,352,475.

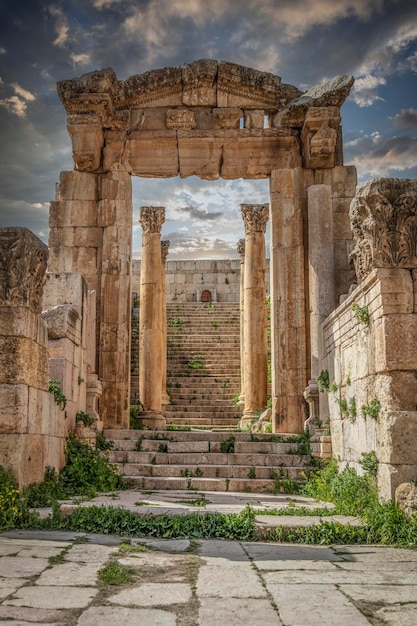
104,429,310,493
164,302,242,428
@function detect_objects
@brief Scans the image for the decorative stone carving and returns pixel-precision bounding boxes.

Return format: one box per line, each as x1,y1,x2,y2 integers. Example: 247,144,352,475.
0,227,48,315
166,109,197,130
241,203,269,234
182,59,217,107
301,107,340,169
237,238,245,259
139,206,166,233
161,240,170,263
350,178,417,281
213,108,242,129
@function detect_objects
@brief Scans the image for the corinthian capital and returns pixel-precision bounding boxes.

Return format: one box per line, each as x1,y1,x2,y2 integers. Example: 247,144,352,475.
0,227,48,314
237,238,245,259
241,204,269,234
350,178,417,281
161,240,170,264
140,206,165,234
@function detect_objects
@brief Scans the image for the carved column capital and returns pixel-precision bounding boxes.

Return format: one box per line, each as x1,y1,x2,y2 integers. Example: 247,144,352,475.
140,206,165,234
161,240,170,264
237,238,245,260
350,178,417,281
0,227,48,314
241,204,269,234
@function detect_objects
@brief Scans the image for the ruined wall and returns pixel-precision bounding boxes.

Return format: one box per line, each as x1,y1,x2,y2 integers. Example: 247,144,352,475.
320,179,417,500
131,259,270,303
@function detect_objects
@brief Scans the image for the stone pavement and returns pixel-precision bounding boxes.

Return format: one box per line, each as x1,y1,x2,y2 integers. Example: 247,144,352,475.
1,531,417,625
1,491,417,625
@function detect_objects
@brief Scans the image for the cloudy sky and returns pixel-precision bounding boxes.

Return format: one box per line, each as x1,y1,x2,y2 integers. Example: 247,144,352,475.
1,0,416,259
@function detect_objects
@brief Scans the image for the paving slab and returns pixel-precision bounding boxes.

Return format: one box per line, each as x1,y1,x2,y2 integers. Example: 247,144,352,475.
4,586,98,609
197,563,266,598
0,606,67,622
266,583,372,625
63,543,118,563
374,604,417,626
263,568,417,585
36,561,102,586
109,582,192,606
0,556,49,578
340,583,417,604
242,542,345,561
77,606,177,625
0,579,26,601
198,597,282,625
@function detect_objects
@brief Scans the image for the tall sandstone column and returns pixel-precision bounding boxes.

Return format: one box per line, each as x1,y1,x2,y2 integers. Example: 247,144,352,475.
139,207,166,429
241,204,269,426
270,168,312,433
237,239,245,406
304,184,335,420
161,240,170,406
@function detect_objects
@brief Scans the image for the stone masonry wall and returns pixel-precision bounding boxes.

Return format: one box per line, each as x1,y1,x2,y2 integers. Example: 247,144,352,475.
132,259,270,303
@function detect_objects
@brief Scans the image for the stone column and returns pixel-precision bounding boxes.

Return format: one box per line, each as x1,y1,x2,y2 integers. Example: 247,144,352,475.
237,239,245,405
139,206,166,429
161,240,170,406
240,204,269,427
270,167,312,433
304,184,335,421
0,227,52,486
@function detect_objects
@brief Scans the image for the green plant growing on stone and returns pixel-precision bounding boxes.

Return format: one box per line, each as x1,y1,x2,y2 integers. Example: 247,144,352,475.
351,302,370,324
212,321,219,329
168,316,184,328
220,436,235,453
48,379,66,410
129,405,144,429
361,399,381,420
316,370,330,393
359,450,378,477
188,354,205,369
75,411,97,428
347,397,357,423
95,431,114,452
98,561,135,585
248,467,256,479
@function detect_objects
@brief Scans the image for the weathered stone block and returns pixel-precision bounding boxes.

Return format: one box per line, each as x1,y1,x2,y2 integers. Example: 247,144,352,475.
74,227,103,248
58,171,97,201
377,411,417,464
0,384,29,433
178,130,223,179
127,130,179,177
375,315,417,371
67,114,104,172
103,130,129,171
0,337,48,389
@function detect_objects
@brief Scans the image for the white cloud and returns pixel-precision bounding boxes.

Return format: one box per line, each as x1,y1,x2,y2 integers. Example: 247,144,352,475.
351,74,386,107
11,83,35,102
47,5,70,48
0,83,36,118
392,108,417,129
70,52,91,68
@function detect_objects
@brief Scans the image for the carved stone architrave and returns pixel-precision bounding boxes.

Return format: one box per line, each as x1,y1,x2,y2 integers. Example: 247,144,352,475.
166,109,197,130
350,178,417,282
241,203,269,234
139,206,166,234
213,108,242,129
0,227,48,315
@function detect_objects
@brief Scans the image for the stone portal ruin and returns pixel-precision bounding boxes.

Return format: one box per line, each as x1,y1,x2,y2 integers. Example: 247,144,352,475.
1,59,416,501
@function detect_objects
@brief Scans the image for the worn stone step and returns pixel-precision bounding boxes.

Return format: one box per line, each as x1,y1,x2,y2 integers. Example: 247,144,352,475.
109,450,308,467
116,463,304,481
120,476,294,493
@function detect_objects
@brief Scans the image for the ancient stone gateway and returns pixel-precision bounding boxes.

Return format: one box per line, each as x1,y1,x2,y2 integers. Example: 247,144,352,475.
53,59,356,432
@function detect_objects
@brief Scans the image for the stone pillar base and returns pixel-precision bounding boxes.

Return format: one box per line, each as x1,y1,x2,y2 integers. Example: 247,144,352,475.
239,412,258,429
162,392,171,406
139,412,166,430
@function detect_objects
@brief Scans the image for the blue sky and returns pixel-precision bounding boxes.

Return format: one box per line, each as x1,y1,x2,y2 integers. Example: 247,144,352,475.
0,0,416,259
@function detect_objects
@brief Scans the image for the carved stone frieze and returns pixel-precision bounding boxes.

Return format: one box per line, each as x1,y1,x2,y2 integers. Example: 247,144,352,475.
161,240,170,264
166,109,197,129
139,207,166,234
182,59,217,106
241,204,269,234
213,108,242,129
350,178,417,281
0,227,48,314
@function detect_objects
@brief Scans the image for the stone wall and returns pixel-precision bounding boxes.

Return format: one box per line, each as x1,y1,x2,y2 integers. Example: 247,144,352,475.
132,259,270,303
319,178,417,500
